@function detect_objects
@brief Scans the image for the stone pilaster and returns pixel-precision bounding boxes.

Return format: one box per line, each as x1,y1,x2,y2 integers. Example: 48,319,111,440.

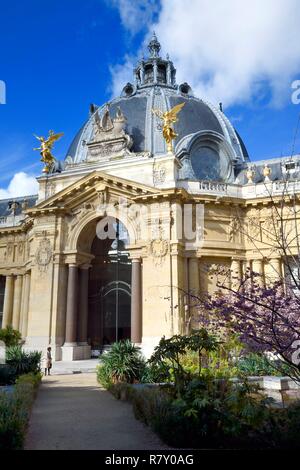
188,257,200,298
188,257,200,329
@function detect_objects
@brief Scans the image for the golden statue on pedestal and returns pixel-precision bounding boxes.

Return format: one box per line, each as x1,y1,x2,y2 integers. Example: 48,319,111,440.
34,130,64,174
152,102,185,153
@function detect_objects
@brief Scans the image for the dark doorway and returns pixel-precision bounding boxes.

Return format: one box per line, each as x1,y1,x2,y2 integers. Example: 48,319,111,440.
88,220,131,350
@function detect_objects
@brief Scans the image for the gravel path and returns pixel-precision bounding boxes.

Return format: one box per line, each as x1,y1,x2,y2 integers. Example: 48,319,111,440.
25,374,167,450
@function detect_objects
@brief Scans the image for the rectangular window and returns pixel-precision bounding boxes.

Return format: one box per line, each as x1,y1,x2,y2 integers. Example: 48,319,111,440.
0,277,5,328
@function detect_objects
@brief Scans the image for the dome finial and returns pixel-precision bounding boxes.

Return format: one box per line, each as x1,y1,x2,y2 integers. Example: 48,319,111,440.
148,31,161,58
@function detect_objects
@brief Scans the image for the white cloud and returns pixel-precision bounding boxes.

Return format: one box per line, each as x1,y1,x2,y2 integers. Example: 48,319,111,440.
109,0,159,35
0,172,38,199
109,55,136,98
110,0,300,108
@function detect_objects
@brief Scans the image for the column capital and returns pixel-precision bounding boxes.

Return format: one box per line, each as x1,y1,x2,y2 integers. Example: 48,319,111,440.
80,263,92,270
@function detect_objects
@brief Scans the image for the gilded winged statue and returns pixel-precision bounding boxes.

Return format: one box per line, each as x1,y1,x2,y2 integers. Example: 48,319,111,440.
152,102,185,152
34,130,64,174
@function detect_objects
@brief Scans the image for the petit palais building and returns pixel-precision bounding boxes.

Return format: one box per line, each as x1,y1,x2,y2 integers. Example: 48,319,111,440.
0,35,299,361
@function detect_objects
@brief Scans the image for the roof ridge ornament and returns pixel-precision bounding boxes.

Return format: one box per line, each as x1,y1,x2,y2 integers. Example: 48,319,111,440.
148,31,161,58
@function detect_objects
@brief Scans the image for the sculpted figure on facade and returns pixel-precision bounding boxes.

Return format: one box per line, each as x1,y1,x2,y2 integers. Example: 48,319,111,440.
88,105,133,161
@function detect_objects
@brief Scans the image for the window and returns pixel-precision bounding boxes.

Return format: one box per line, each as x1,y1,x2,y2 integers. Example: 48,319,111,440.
0,277,5,328
144,65,154,84
157,64,166,83
190,143,221,181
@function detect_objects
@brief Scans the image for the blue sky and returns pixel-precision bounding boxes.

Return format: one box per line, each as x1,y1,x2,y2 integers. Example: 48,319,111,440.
0,0,300,196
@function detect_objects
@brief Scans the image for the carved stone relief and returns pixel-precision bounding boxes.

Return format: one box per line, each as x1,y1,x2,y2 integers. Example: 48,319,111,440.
35,234,53,273
153,164,166,186
148,238,169,266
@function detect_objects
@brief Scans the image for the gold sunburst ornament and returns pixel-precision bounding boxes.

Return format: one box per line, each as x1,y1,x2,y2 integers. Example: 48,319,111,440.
34,130,64,174
152,102,185,153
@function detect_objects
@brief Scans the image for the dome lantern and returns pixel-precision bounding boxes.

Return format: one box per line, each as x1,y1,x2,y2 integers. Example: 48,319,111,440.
134,33,177,89
148,32,161,58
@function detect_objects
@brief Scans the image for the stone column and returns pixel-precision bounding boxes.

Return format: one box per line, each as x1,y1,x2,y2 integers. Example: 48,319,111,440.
12,275,23,331
268,258,282,283
131,258,142,343
167,62,172,85
153,61,158,83
78,265,90,345
2,275,14,328
20,272,31,338
140,63,145,85
64,265,79,346
252,259,264,286
231,259,242,290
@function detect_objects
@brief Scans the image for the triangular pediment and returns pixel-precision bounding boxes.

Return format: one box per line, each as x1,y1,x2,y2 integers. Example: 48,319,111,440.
27,171,158,215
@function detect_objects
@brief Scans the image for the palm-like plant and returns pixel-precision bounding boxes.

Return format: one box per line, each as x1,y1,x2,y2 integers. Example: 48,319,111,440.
6,347,41,376
97,340,146,386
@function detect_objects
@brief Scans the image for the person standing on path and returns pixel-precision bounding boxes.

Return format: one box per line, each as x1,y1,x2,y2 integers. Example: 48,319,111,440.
44,347,52,376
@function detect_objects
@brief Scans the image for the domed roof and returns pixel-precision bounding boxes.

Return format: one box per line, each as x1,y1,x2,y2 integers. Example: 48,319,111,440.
66,34,250,183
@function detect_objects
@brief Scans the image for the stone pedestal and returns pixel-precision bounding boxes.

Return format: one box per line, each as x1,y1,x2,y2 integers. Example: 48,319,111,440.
61,344,91,361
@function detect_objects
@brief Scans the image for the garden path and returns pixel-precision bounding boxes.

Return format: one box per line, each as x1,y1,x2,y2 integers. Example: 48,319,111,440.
25,373,167,450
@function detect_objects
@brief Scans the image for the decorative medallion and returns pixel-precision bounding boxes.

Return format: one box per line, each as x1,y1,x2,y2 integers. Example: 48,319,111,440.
149,238,169,266
35,235,53,272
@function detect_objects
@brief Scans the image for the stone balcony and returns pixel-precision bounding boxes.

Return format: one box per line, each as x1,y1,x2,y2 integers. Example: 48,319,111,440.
179,179,300,200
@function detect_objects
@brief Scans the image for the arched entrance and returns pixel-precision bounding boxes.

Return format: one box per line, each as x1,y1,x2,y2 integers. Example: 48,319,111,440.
62,214,142,361
87,220,132,350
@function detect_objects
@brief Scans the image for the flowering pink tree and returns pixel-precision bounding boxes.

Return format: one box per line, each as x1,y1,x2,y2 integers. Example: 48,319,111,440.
198,273,300,382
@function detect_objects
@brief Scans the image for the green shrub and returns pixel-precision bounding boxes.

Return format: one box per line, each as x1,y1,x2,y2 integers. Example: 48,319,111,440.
149,330,219,396
109,382,134,401
275,401,300,448
0,326,22,347
0,372,41,450
0,365,18,385
6,346,41,376
131,387,172,427
123,377,281,449
97,340,146,388
237,353,290,377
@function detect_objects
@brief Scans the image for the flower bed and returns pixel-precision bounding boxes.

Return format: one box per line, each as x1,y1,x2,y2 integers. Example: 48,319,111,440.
0,372,42,450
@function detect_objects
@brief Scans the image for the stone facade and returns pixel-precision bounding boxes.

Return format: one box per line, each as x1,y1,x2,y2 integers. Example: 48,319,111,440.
0,35,299,361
